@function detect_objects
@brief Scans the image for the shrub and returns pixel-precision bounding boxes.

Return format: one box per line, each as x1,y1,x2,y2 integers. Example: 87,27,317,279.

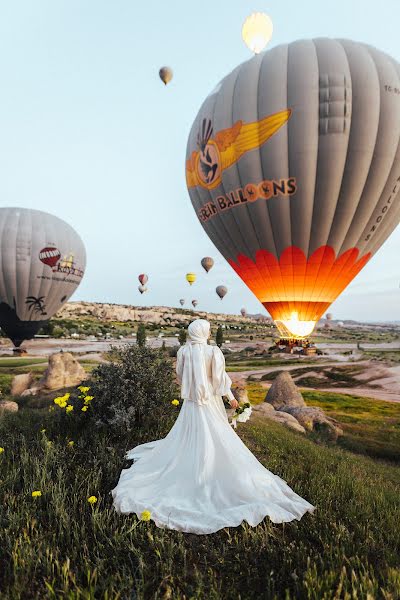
54,345,178,437
216,325,224,347
178,328,187,345
136,323,146,347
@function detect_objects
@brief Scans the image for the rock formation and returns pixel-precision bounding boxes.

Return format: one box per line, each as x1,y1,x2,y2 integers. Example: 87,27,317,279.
11,373,34,396
0,400,18,414
265,372,305,409
39,352,86,390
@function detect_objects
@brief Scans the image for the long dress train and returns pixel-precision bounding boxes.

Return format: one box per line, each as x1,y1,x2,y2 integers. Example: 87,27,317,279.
111,344,315,534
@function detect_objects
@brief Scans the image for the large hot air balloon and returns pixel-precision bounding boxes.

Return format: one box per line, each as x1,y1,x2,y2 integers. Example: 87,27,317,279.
241,308,247,317
186,273,196,285
179,299,185,306
242,12,273,54
0,207,86,348
186,39,400,339
138,285,148,294
159,66,173,85
192,299,198,308
216,285,228,300
138,274,148,286
201,257,214,273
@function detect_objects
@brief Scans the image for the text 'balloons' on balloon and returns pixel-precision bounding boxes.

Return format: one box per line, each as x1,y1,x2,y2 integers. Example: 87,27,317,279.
185,38,400,339
138,285,148,294
179,299,185,306
186,273,196,286
159,66,173,85
192,299,198,308
242,12,273,54
216,285,228,300
201,257,214,273
138,274,148,286
0,207,86,348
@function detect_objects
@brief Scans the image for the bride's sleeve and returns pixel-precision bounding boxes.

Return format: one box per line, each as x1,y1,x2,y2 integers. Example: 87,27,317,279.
211,346,235,400
176,347,184,383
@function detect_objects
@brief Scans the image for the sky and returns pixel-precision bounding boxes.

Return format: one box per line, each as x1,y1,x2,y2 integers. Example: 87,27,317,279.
0,0,399,321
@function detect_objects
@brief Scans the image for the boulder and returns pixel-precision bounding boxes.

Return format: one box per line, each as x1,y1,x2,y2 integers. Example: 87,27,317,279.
254,404,306,433
38,352,86,391
0,400,18,414
264,372,306,409
11,373,34,396
284,406,343,441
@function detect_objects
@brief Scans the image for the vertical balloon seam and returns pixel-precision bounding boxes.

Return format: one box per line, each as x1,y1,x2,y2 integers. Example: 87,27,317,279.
192,88,239,261
340,45,394,252
223,61,259,259
357,56,400,255
312,40,354,313
38,214,55,321
327,41,374,254
337,43,380,255
352,46,400,252
255,50,283,308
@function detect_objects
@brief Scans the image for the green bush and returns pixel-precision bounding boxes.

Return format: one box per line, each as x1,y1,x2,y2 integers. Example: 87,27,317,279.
136,322,146,347
54,345,178,438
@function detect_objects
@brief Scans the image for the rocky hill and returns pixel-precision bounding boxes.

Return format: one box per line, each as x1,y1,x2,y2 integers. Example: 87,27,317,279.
56,301,260,327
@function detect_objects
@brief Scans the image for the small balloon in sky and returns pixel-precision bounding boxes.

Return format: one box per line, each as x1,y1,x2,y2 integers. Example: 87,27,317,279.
216,285,228,300
242,12,273,54
179,299,185,306
201,257,214,273
192,299,198,308
159,66,173,85
186,273,196,286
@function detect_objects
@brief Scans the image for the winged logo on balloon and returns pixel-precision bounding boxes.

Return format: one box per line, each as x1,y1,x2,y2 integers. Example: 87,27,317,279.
186,109,292,190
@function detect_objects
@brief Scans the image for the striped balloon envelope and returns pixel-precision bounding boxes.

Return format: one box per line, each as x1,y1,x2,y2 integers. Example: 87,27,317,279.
185,38,400,338
0,207,86,347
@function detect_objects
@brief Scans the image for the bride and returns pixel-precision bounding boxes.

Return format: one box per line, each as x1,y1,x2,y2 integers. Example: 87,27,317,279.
111,318,315,534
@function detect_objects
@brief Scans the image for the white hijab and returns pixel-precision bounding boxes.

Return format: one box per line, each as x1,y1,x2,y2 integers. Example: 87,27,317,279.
179,319,211,405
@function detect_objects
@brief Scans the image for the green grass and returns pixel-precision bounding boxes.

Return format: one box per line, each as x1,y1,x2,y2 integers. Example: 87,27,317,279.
0,357,48,368
0,407,399,599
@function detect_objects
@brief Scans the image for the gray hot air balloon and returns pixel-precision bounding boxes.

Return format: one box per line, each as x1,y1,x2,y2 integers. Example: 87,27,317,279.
241,308,247,317
326,313,333,321
179,299,185,306
216,285,228,300
201,256,214,273
192,299,198,308
185,38,400,339
138,285,148,294
159,66,173,85
0,207,86,348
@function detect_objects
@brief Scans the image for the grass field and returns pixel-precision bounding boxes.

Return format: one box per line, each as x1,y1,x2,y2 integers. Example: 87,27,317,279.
0,403,399,599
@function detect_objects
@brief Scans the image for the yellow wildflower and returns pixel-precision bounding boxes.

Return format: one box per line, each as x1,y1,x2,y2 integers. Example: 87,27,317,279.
83,395,94,404
64,393,71,400
81,406,88,412
31,490,42,498
171,399,180,407
59,401,67,408
53,397,63,406
78,386,90,393
0,447,4,454
87,496,97,504
66,405,74,413
140,510,151,521
67,440,74,446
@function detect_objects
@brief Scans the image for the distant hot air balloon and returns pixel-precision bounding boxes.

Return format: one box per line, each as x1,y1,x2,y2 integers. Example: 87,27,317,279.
192,299,198,308
179,299,185,306
138,285,148,294
138,274,148,286
201,257,214,273
241,308,247,317
242,12,273,54
186,39,400,339
216,285,228,300
159,66,173,85
326,313,333,321
186,273,196,285
0,207,86,348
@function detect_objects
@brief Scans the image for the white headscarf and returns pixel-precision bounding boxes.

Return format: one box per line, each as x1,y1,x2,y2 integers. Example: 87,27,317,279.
178,319,210,405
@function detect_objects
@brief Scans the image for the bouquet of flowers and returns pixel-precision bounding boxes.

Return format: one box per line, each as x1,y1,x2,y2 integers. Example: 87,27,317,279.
230,401,252,429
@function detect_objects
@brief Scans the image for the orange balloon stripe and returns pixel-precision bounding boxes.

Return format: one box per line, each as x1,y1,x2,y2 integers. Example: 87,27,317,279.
228,245,371,323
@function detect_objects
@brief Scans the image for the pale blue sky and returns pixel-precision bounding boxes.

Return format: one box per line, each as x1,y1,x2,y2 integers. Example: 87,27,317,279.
0,0,399,320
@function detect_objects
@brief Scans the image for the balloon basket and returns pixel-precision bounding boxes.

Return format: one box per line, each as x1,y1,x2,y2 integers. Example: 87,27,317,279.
275,338,317,356
13,347,27,355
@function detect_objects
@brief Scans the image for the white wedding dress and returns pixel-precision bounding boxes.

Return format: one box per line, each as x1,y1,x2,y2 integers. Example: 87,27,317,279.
111,334,315,535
